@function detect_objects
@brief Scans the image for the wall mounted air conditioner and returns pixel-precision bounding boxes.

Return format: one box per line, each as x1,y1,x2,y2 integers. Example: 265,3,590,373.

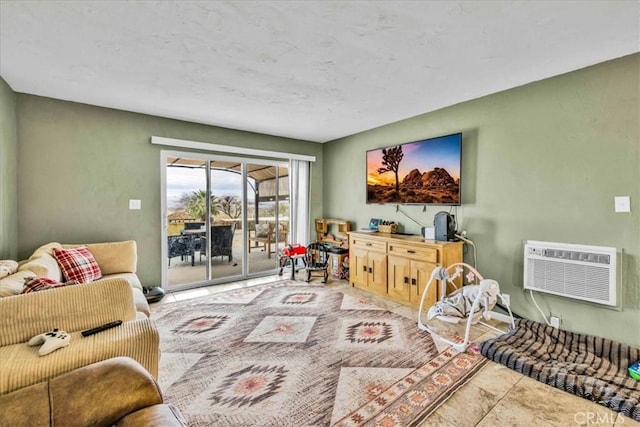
524,240,617,307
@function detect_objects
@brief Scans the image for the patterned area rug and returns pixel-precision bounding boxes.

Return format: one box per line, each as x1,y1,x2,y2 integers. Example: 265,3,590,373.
152,280,486,426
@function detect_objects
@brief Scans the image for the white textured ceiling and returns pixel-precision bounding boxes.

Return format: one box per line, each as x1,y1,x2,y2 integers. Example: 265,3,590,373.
1,1,638,143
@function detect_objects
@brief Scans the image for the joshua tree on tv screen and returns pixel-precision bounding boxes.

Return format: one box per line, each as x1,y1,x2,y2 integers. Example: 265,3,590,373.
367,134,461,204
377,146,404,194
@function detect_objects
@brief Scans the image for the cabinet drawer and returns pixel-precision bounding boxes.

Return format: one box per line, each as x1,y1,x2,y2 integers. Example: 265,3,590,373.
350,237,387,252
388,243,438,263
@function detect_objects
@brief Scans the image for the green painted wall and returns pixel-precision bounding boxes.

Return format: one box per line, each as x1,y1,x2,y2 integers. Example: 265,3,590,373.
16,95,323,286
324,54,640,347
0,77,18,259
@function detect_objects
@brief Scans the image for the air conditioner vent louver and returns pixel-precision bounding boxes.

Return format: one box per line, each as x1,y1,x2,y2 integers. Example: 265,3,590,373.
524,241,616,306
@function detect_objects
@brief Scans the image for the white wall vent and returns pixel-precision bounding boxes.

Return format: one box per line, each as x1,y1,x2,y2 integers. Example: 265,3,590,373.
524,240,617,306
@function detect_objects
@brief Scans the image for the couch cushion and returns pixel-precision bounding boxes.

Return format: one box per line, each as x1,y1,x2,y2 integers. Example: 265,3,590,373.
0,271,36,297
53,247,102,284
18,251,63,281
66,241,137,275
0,279,138,347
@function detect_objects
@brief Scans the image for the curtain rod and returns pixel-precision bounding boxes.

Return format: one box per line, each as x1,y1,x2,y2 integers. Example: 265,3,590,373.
151,136,316,162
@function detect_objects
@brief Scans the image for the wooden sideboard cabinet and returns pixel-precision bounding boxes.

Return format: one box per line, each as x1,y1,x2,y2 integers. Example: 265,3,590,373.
350,235,387,296
348,231,463,309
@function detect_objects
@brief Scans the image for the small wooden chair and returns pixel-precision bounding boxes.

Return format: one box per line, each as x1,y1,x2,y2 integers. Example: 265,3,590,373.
305,242,329,283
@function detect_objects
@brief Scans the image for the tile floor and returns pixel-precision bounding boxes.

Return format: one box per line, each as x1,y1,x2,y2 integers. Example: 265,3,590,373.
153,276,638,427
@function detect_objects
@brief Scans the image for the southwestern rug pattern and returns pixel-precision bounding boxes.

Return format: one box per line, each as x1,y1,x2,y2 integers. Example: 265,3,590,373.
152,280,486,426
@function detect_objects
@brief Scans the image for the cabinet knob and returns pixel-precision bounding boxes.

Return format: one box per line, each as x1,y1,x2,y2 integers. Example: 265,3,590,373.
411,278,417,286
365,242,372,246
407,249,416,254
404,277,409,284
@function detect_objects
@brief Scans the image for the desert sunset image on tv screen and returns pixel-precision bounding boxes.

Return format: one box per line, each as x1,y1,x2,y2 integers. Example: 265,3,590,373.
366,133,461,205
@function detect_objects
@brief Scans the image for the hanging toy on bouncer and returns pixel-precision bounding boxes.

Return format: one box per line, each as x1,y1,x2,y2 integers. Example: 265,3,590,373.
417,262,515,352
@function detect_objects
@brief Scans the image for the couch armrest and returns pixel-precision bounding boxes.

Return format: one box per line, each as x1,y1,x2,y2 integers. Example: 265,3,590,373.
0,381,50,425
0,278,137,346
0,318,159,394
49,357,162,426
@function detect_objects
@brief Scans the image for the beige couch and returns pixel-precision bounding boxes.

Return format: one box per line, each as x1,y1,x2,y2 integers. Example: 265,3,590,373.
0,241,160,395
0,278,159,395
0,357,186,426
0,240,150,317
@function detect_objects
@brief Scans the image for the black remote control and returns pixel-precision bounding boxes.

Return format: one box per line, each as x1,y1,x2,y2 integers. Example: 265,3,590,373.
81,320,123,337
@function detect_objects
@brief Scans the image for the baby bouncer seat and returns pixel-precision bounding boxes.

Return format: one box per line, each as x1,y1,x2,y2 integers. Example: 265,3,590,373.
418,263,515,352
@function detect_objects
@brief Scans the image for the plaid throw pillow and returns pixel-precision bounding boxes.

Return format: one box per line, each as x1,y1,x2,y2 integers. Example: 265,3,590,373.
53,247,102,284
22,277,67,293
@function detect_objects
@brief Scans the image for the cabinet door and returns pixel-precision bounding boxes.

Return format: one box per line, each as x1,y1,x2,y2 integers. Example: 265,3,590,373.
368,251,388,295
410,260,438,309
387,255,411,303
350,247,369,289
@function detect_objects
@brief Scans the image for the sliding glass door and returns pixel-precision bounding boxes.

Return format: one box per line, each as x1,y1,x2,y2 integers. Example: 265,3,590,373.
246,163,289,275
208,163,243,278
162,151,289,291
165,155,210,287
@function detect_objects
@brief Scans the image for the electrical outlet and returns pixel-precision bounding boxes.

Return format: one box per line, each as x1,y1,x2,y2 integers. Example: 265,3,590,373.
614,196,631,213
129,199,141,210
550,315,561,328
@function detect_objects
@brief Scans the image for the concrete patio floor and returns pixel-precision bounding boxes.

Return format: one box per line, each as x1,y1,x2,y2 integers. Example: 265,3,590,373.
166,233,288,289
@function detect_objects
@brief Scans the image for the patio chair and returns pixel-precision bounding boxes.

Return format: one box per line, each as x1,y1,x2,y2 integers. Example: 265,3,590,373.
207,223,236,263
167,235,196,267
248,222,288,259
305,242,329,283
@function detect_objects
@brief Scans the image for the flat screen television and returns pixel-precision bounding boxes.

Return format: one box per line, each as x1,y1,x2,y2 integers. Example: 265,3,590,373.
366,132,462,205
